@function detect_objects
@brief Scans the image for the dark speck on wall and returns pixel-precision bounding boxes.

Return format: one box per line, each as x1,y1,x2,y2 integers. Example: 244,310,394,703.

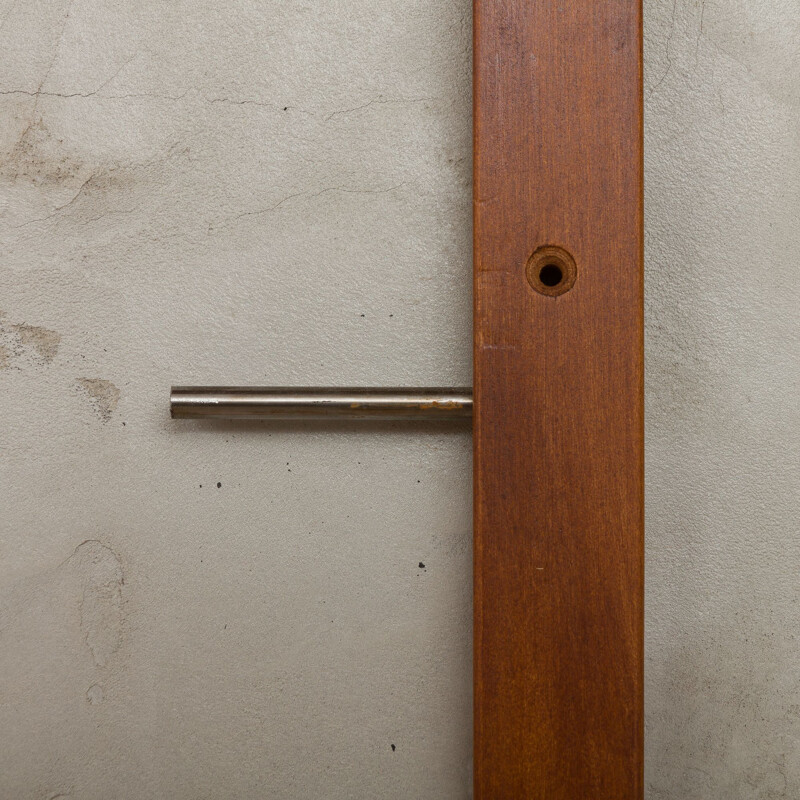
419,562,426,569
217,482,222,488
391,744,396,752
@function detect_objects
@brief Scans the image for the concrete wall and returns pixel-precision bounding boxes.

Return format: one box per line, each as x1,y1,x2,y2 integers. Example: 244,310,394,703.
644,1,800,796
0,1,796,797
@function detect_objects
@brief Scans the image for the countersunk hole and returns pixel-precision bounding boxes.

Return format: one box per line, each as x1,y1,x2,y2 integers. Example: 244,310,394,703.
539,264,563,287
525,245,577,297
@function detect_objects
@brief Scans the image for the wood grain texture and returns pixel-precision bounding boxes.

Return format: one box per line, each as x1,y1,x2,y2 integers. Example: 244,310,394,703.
473,1,644,797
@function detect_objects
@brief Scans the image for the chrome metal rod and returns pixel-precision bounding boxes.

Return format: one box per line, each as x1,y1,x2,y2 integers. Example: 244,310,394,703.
171,387,473,421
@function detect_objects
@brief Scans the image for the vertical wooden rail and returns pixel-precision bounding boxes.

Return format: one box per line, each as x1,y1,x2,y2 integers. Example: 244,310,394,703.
473,0,644,797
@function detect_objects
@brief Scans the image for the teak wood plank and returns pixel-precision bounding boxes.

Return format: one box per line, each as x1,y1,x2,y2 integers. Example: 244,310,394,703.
473,0,644,797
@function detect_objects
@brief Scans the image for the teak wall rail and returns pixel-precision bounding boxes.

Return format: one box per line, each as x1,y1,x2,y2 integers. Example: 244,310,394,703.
473,0,644,796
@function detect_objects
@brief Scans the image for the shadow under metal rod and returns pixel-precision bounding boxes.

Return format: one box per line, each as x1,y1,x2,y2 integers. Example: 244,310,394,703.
170,387,473,422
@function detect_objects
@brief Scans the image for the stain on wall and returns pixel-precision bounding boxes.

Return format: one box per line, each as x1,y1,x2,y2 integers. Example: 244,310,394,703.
14,322,61,363
86,682,104,705
70,539,124,667
1,118,87,188
76,378,120,422
0,536,126,776
0,312,61,366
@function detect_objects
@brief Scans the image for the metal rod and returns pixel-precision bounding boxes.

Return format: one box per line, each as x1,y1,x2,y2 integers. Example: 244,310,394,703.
171,387,473,421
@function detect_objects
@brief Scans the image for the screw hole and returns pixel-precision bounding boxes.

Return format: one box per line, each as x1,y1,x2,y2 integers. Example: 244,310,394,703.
538,264,563,287
525,245,577,297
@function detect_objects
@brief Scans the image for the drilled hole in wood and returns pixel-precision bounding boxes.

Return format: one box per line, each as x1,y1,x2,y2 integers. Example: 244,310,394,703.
539,264,563,287
526,245,577,297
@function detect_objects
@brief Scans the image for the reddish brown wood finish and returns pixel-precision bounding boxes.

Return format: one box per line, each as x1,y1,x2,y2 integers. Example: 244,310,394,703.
473,1,644,797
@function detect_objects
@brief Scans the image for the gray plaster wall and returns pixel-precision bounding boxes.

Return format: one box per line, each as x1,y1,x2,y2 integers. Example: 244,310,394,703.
645,1,800,797
0,1,796,798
